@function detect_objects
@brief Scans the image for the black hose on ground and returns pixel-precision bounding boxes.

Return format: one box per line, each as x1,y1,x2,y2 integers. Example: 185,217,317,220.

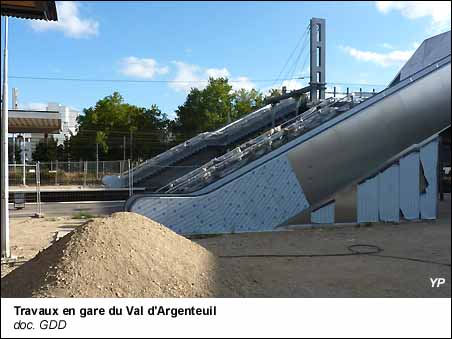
219,244,451,267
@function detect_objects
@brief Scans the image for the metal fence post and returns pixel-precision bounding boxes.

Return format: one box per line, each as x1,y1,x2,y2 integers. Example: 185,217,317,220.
36,162,42,216
83,161,87,187
22,145,26,186
96,143,99,180
55,160,58,186
128,159,132,197
131,161,134,196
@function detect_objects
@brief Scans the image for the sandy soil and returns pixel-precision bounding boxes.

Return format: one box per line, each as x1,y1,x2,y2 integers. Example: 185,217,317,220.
1,217,86,278
1,213,258,298
195,197,451,297
2,197,450,297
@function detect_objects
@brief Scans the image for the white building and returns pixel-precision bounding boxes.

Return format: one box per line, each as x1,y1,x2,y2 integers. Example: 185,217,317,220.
9,88,80,163
46,102,79,144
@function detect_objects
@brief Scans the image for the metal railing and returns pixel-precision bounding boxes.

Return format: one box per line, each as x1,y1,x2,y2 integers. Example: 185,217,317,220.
121,98,300,185
158,94,372,194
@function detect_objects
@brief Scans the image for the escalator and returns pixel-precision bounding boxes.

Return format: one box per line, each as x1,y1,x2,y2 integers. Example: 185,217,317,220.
125,31,451,235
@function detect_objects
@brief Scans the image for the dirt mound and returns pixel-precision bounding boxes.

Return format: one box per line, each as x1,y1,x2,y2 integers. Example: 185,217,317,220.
1,212,256,298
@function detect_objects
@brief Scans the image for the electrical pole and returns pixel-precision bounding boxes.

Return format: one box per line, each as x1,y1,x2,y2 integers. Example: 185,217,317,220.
22,136,26,186
130,130,133,162
12,133,15,165
122,135,126,174
128,114,133,163
123,135,126,162
1,16,10,259
96,143,99,179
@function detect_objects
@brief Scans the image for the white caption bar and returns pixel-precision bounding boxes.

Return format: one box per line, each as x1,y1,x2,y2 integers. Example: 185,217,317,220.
1,298,451,338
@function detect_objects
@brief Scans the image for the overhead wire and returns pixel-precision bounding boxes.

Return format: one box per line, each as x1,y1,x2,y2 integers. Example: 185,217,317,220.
278,25,310,88
284,27,310,85
9,75,307,84
270,24,310,89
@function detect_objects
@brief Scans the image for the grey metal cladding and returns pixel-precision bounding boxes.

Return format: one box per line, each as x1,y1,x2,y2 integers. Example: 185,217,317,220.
390,30,451,86
287,62,451,207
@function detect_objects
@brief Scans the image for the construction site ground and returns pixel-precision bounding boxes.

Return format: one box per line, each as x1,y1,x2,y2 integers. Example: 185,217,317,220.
2,195,450,297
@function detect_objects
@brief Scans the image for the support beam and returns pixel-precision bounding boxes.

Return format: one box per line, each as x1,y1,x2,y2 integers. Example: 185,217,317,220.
264,85,311,105
309,18,326,101
1,17,10,258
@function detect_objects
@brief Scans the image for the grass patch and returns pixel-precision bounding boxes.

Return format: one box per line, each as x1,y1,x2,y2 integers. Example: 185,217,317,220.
72,211,96,220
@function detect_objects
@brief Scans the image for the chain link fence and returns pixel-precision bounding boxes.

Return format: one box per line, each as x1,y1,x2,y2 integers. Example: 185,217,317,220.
8,160,138,188
8,161,137,214
7,160,205,209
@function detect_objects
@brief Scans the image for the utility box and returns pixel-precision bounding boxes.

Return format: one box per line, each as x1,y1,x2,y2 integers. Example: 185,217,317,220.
13,192,25,210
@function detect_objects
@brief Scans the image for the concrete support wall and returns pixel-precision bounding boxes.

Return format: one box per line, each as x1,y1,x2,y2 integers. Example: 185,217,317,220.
311,201,335,224
357,137,439,223
357,176,379,223
420,138,439,219
378,164,400,222
399,152,420,220
130,155,310,234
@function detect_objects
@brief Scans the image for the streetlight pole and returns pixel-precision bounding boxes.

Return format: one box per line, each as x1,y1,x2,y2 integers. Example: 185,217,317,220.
21,135,26,186
1,16,10,259
96,143,99,180
123,135,126,162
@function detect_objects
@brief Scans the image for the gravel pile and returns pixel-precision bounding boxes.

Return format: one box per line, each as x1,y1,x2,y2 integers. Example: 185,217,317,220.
1,212,256,298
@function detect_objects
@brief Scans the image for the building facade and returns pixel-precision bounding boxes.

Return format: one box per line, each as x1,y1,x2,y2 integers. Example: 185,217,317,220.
8,89,80,163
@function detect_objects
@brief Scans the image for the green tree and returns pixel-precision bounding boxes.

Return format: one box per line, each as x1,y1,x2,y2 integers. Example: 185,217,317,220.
32,137,58,162
172,78,234,141
70,92,169,161
15,144,22,163
232,88,264,120
8,139,22,163
57,137,71,162
265,88,283,99
171,78,269,144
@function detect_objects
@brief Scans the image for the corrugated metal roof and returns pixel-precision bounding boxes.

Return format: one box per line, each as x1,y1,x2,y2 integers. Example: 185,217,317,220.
8,109,61,134
1,1,57,21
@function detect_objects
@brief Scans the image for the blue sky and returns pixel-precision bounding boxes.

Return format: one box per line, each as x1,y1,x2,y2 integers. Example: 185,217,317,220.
1,1,451,118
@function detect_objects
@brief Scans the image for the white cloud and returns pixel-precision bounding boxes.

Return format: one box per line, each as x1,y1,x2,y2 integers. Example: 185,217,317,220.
170,61,204,93
376,1,451,33
379,43,395,49
412,41,421,49
280,79,304,91
120,57,169,79
259,79,307,97
206,68,230,78
170,62,255,93
231,76,255,91
30,1,99,38
340,45,415,67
